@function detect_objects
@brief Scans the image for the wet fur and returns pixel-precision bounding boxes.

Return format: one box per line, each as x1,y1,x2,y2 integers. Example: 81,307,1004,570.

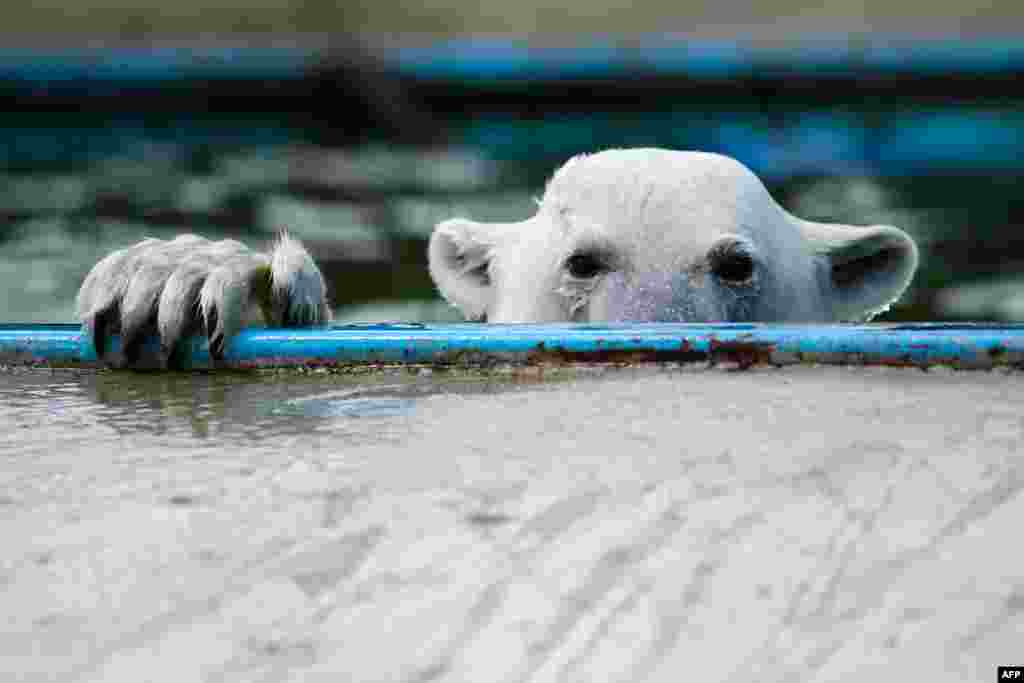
429,149,919,324
76,233,330,368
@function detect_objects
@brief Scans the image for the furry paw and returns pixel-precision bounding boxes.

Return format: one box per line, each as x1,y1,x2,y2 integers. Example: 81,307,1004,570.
76,233,331,368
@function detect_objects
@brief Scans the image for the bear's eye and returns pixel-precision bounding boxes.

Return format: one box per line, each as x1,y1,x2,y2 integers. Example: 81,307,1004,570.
565,251,608,279
709,240,755,284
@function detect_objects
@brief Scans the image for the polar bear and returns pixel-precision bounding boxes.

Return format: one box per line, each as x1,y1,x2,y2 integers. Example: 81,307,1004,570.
77,148,917,367
430,148,918,324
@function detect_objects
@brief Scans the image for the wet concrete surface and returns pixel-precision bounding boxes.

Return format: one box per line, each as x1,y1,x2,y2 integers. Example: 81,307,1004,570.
1,364,1022,682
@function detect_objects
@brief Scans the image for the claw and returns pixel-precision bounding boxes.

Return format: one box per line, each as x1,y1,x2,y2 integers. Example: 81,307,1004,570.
270,232,332,327
157,240,247,368
77,238,163,360
118,237,211,367
198,251,272,361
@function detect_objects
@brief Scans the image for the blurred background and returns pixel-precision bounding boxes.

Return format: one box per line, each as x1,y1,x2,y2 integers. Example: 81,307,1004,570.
1,2,1022,323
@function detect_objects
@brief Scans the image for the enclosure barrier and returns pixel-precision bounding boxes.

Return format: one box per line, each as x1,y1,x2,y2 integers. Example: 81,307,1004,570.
1,323,1023,371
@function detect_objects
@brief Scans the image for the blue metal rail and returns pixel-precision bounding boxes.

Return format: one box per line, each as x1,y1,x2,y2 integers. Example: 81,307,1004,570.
1,323,1023,371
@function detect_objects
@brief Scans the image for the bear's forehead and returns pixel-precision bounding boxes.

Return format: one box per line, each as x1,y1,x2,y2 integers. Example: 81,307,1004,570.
538,148,780,251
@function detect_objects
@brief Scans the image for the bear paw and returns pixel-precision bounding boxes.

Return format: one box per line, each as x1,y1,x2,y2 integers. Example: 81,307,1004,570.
76,232,330,368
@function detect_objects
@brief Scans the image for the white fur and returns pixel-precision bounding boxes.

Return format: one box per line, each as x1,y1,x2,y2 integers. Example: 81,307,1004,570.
429,149,919,324
77,231,329,367
270,232,331,327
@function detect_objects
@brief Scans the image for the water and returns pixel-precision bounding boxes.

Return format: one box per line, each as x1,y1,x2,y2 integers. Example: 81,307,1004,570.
0,366,547,442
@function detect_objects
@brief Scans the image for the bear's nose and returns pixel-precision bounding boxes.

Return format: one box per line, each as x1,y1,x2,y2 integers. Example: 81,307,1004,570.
602,271,702,322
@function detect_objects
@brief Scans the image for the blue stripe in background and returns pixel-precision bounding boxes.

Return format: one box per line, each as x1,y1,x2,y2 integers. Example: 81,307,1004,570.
391,38,1024,81
0,47,311,86
1,38,1023,87
452,109,1024,177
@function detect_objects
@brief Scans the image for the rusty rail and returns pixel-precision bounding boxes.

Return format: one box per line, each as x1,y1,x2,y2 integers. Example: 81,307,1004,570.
2,322,1023,371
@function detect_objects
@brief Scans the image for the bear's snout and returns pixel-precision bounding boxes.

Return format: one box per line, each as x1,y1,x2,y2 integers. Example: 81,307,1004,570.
594,271,706,323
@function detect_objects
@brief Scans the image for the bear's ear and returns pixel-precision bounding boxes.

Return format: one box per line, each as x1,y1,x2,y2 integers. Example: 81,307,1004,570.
801,221,919,321
429,218,500,320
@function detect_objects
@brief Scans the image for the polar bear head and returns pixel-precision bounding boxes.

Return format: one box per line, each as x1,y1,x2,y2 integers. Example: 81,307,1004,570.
429,149,918,323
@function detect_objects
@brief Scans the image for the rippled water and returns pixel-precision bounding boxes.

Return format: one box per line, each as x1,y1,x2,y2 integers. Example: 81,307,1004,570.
0,366,556,449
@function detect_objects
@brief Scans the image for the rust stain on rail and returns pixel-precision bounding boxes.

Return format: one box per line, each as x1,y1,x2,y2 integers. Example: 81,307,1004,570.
524,339,708,367
706,338,776,369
